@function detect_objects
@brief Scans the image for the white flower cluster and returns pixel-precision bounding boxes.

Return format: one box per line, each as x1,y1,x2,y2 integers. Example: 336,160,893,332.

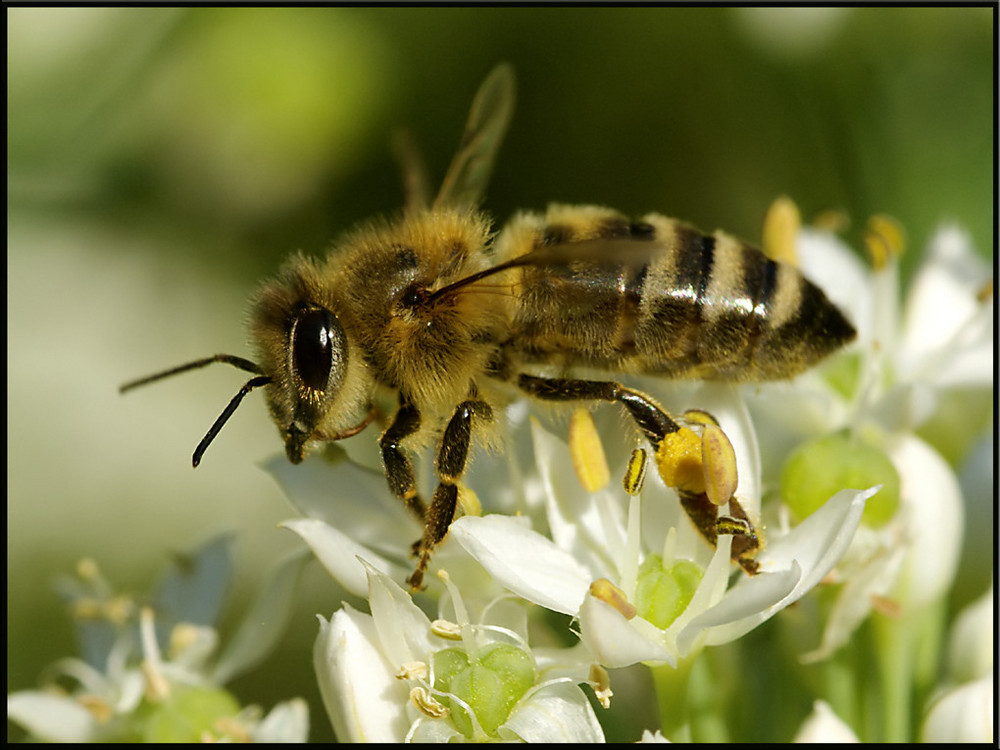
7,539,310,743
10,216,990,743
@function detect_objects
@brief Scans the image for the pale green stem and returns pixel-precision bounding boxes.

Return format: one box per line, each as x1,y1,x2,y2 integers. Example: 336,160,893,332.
873,601,946,742
650,658,694,742
872,610,915,741
821,649,861,737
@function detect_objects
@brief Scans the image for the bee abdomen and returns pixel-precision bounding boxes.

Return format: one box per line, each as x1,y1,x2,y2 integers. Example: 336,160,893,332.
509,208,855,381
633,216,855,380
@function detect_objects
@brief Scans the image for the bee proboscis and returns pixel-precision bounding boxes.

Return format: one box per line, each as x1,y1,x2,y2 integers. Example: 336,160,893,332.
122,64,856,589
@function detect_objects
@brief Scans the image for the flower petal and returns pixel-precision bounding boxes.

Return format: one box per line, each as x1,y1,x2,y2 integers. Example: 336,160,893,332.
407,717,465,742
899,225,993,388
449,515,591,616
946,586,994,684
7,691,98,742
313,606,410,743
212,549,310,684
152,533,233,644
530,418,626,577
684,486,873,650
578,594,675,668
363,563,435,669
251,698,310,743
887,433,963,608
638,728,672,742
920,677,994,743
263,450,420,556
501,681,606,742
280,518,407,598
792,700,860,742
680,564,800,652
755,486,872,587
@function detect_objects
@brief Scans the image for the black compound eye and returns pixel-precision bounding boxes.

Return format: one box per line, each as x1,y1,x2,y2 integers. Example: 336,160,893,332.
291,308,343,392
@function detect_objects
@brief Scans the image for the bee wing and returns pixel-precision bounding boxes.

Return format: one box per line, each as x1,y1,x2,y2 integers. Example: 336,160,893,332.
433,63,516,211
427,236,665,305
503,238,667,270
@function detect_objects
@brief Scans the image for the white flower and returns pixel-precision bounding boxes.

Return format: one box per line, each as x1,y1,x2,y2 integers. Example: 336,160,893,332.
916,586,995,743
791,701,860,743
7,539,309,743
796,222,992,433
269,214,986,743
638,728,672,742
314,562,604,742
449,399,873,668
944,586,993,685
782,222,991,660
920,677,994,743
314,602,412,742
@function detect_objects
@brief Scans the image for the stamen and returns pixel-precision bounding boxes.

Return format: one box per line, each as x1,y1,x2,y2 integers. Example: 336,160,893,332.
139,607,170,702
396,661,429,680
589,578,636,620
864,214,905,270
762,195,802,266
620,495,642,602
569,407,610,492
588,664,613,709
410,686,450,718
430,619,464,641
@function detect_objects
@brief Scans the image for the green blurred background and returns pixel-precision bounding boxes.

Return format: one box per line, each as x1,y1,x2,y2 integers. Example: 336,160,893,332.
8,7,993,741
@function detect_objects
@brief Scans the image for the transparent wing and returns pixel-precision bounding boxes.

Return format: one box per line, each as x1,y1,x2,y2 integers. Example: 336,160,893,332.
426,237,667,306
433,62,516,211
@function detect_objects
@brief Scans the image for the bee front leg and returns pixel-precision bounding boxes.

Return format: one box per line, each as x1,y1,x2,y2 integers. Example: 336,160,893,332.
409,398,493,590
379,401,426,519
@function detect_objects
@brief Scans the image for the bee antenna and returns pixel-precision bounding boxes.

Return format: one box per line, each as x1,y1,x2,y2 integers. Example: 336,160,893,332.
119,354,263,393
192,375,273,468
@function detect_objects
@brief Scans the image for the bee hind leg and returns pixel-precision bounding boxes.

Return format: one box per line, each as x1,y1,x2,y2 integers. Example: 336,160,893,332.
516,374,681,443
517,374,761,573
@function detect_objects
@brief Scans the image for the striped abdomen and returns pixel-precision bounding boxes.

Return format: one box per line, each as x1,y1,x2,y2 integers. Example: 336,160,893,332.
505,207,856,381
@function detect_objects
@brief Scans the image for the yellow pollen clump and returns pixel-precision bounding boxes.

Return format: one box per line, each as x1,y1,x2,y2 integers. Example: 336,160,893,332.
655,427,705,494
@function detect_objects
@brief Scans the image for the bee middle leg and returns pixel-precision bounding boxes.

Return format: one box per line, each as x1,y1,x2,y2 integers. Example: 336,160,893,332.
408,398,493,590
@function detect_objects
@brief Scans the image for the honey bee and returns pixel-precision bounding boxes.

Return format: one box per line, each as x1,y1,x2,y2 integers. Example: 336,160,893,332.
122,64,856,589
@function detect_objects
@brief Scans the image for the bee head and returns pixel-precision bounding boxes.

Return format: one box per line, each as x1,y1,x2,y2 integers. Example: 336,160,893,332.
251,257,373,464
120,293,369,468
276,305,350,463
